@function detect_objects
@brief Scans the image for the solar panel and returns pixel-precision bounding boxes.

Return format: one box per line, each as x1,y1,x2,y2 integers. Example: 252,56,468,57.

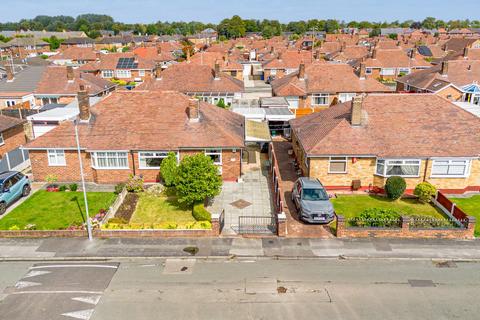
116,57,138,69
417,46,433,57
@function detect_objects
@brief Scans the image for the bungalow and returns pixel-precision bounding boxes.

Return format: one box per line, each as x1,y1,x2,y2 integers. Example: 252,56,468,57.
49,47,99,66
25,90,245,183
3,37,50,58
34,66,116,106
140,62,244,106
271,62,390,116
189,51,243,80
290,94,480,193
262,50,313,80
396,60,480,105
0,64,45,109
60,37,96,49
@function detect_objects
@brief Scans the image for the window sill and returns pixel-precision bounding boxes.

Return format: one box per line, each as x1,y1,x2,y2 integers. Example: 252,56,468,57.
430,175,468,179
138,167,160,170
328,171,348,174
374,174,420,178
48,164,67,167
92,167,130,170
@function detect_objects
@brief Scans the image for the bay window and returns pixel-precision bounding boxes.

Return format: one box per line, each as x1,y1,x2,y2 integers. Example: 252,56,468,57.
115,70,131,78
47,149,66,166
329,157,347,173
311,93,329,106
380,68,396,76
431,159,471,178
376,159,421,177
92,151,128,169
102,70,114,78
139,151,177,169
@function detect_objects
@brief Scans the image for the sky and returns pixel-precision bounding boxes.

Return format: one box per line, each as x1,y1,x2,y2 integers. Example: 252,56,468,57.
2,0,479,24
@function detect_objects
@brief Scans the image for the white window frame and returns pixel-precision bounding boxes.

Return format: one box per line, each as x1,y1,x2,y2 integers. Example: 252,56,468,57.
47,149,66,166
91,151,129,169
338,93,356,103
380,68,396,76
328,157,348,174
311,93,329,106
101,70,114,78
270,69,277,76
138,70,145,77
430,159,471,178
205,149,222,165
375,159,421,177
138,151,178,170
398,67,411,75
0,133,4,146
115,69,131,78
5,100,16,107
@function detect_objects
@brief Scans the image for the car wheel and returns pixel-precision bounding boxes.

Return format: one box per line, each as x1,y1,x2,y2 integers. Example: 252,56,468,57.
22,185,31,197
0,202,6,215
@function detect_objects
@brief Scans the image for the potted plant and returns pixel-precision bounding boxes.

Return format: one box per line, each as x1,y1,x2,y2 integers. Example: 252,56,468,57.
45,174,59,192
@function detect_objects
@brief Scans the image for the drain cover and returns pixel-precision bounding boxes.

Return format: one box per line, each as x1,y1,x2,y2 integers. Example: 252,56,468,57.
230,199,252,209
433,261,457,268
183,246,199,256
408,279,436,287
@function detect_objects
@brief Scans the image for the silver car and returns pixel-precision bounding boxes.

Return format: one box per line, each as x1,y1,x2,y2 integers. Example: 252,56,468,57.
291,177,335,224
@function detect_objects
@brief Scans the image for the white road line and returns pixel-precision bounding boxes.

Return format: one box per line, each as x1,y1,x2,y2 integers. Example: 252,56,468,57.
62,309,94,320
10,290,103,295
72,295,101,305
23,270,51,279
15,281,41,289
30,264,118,270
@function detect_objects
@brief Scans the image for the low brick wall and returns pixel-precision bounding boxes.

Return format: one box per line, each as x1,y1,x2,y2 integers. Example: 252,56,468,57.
336,215,476,240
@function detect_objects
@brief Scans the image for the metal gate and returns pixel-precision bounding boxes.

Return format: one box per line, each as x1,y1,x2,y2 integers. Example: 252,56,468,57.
238,216,277,235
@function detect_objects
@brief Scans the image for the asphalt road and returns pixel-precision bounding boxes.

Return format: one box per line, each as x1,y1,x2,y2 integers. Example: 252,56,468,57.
0,258,479,320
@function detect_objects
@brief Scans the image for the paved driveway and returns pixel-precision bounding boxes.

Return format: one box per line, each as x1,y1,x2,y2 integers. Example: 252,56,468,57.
208,168,274,235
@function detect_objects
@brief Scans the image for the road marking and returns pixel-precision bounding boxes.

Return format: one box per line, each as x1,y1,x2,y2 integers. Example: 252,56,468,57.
23,270,51,278
11,290,103,295
72,295,101,305
30,264,118,270
15,281,41,289
62,309,94,320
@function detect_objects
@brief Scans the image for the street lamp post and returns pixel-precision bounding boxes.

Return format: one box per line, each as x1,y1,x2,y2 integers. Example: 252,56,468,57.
74,119,93,240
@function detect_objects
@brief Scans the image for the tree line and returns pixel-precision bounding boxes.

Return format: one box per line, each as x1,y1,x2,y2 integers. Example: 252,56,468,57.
0,14,479,40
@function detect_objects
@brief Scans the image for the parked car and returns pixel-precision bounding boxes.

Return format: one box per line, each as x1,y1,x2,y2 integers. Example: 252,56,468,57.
291,177,335,224
0,171,31,214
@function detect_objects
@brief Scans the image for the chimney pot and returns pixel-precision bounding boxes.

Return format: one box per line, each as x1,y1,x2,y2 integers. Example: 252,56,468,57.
351,96,363,126
441,61,449,76
298,62,305,80
78,85,90,122
66,66,74,82
155,62,162,80
463,46,469,58
214,61,220,80
188,99,200,122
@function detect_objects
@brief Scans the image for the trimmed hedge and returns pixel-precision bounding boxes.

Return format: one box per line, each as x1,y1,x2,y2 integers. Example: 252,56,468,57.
193,202,212,222
350,208,402,228
414,182,437,203
385,176,406,200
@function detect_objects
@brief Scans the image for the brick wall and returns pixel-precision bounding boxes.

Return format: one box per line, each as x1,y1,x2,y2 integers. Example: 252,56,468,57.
0,125,26,156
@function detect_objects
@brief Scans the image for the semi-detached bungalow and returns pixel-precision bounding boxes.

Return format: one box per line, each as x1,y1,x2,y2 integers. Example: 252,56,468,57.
290,94,480,194
24,89,245,183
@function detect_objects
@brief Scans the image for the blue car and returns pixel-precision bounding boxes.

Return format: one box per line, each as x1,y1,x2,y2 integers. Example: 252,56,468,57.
0,171,31,214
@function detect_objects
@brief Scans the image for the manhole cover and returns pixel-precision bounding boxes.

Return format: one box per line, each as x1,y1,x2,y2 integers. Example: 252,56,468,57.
230,199,252,209
181,267,188,272
408,279,436,287
183,246,199,256
277,286,287,293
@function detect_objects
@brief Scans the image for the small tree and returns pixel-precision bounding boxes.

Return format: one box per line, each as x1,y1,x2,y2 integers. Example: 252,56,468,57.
160,152,178,187
385,176,406,200
216,98,227,109
175,153,222,205
414,182,437,203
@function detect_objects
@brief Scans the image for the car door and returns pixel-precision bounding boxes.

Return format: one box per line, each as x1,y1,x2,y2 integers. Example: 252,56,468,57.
10,174,23,198
2,178,15,204
293,182,302,208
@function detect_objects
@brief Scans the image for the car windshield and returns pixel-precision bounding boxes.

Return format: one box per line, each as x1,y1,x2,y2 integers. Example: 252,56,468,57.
302,188,328,201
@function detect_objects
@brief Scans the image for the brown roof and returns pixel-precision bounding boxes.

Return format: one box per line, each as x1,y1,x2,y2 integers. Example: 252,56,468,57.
25,90,245,150
0,115,25,133
35,66,116,96
397,60,480,90
51,47,98,61
132,47,176,62
291,94,480,158
443,38,478,53
326,45,369,62
363,49,432,68
78,52,155,72
190,52,243,71
262,50,313,70
272,63,390,96
139,63,244,93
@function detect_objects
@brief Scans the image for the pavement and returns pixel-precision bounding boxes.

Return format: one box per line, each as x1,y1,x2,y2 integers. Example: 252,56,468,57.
0,258,479,319
2,237,480,260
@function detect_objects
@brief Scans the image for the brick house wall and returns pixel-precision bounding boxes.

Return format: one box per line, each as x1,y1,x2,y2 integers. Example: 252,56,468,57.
29,148,242,183
0,125,26,156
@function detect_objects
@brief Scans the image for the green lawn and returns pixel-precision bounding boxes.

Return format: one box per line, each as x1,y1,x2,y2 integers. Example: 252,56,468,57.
129,193,197,226
449,195,480,236
331,195,446,220
0,190,116,230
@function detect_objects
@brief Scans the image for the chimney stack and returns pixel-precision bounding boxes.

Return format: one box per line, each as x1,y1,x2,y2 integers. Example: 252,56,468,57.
5,64,14,82
155,62,162,80
463,46,469,58
298,62,305,80
340,42,345,52
157,46,162,55
441,61,449,76
277,51,282,60
214,60,220,80
133,54,139,63
351,96,363,126
359,63,366,80
66,66,74,82
371,48,377,59
410,48,416,59
77,85,90,122
186,49,191,62
187,99,200,122
96,52,101,61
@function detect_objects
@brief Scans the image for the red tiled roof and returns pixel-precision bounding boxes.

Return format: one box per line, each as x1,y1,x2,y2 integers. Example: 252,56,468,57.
78,52,155,72
50,47,98,61
363,49,432,68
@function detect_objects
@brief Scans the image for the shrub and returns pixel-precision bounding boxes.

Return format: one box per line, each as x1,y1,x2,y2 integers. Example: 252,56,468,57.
408,215,454,229
351,208,402,228
216,98,227,109
414,182,437,203
8,225,20,231
114,183,126,195
385,176,406,200
59,185,67,192
69,183,78,192
176,153,222,205
45,174,58,186
160,152,178,187
125,175,144,193
193,202,212,222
